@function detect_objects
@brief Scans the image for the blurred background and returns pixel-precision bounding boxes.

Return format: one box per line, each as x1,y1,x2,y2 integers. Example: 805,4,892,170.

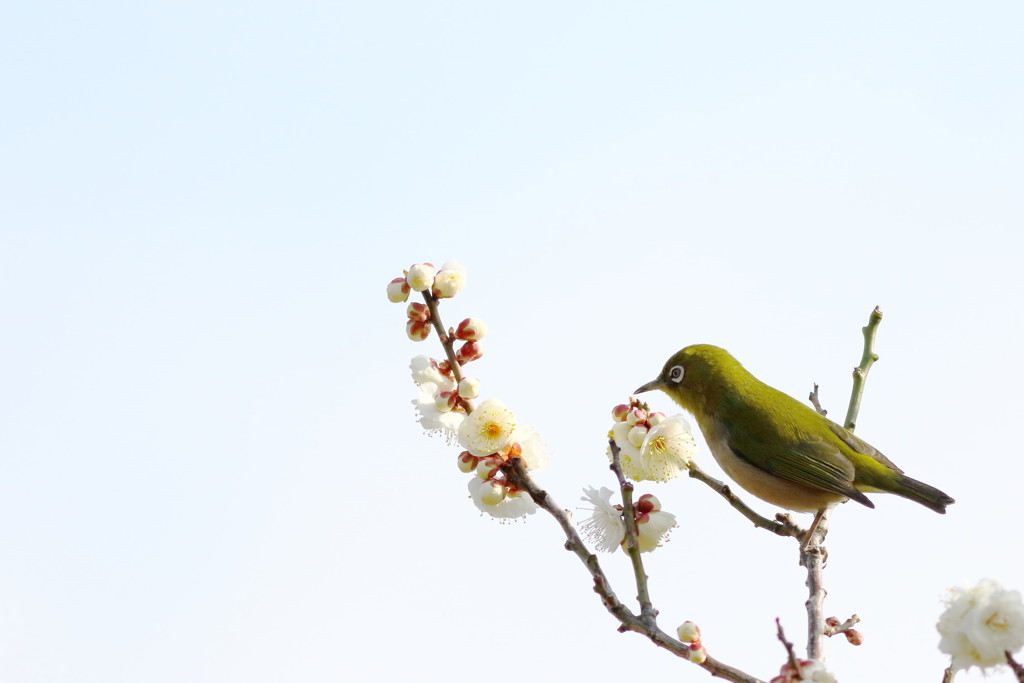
1,2,1021,681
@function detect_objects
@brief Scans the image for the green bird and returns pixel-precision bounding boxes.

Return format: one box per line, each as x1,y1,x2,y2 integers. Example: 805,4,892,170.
634,344,954,514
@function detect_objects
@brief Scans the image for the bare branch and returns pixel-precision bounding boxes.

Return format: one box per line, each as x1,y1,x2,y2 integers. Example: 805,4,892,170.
808,384,828,417
1007,651,1024,682
844,305,883,432
686,462,804,539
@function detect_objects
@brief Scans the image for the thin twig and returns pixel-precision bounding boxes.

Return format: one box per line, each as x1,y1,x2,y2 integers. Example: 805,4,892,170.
500,457,765,683
420,290,474,412
776,618,800,673
844,306,883,432
808,384,827,417
687,462,804,538
1007,651,1024,682
941,666,956,683
609,440,656,622
800,512,829,661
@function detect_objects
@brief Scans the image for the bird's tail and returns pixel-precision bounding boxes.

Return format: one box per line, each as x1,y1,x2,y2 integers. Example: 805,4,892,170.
892,475,955,514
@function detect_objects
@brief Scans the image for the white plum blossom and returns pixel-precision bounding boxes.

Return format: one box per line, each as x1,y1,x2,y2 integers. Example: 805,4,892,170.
639,415,697,481
579,486,676,554
457,398,517,457
467,476,537,519
636,509,677,552
410,355,456,392
412,382,465,438
511,425,549,471
938,578,1024,671
579,487,625,552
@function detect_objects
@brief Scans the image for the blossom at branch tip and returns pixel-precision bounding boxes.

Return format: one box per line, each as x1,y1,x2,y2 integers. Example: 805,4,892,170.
676,621,701,643
406,263,435,292
457,398,517,457
610,406,696,483
937,578,1024,672
432,260,467,298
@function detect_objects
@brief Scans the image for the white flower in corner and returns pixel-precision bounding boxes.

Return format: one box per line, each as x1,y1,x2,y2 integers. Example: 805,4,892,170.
457,398,517,457
579,486,625,552
938,578,1024,671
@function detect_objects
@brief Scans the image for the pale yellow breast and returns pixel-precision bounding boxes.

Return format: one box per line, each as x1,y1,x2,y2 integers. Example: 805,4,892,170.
701,421,846,513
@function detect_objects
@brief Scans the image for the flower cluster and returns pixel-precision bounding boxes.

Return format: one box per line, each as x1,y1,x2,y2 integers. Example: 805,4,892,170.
937,578,1024,672
769,659,836,683
608,399,697,482
397,261,547,520
459,399,548,520
675,621,708,664
579,486,677,553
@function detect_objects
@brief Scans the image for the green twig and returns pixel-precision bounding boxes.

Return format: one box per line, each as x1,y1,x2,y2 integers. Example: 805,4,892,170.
844,306,883,432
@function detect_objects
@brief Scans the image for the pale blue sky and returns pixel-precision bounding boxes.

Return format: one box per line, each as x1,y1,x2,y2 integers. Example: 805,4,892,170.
2,2,1022,682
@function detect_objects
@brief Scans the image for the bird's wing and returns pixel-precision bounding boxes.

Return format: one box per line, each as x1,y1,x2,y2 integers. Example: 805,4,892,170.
727,426,874,506
826,421,903,473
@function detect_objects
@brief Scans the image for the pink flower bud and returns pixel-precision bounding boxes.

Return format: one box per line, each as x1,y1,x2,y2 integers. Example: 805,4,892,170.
825,617,841,628
406,263,435,292
611,404,631,422
406,302,430,321
406,319,431,341
387,277,410,303
686,643,707,664
455,318,488,341
456,341,483,365
457,451,478,473
647,412,666,427
626,408,647,427
844,629,864,646
437,360,453,377
636,494,661,514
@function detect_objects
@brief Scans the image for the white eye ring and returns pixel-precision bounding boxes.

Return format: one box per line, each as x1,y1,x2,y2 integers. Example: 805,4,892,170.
667,365,684,383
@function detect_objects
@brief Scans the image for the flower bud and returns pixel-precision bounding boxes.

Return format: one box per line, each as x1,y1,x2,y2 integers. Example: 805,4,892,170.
825,617,841,628
406,263,435,292
635,493,661,515
458,377,481,400
476,457,500,479
406,301,430,321
844,629,864,646
611,404,631,422
432,267,466,298
455,318,488,341
387,277,410,303
437,360,453,377
627,424,648,448
686,643,707,664
406,320,432,341
647,412,666,427
434,390,457,413
457,451,478,473
676,621,701,643
456,341,483,365
478,480,507,506
626,408,647,427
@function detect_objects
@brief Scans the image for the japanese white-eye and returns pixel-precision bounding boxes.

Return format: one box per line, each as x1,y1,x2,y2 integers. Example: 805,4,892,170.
635,344,954,514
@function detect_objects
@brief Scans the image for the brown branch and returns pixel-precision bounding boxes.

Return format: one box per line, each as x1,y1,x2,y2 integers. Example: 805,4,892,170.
501,457,765,683
941,666,956,683
687,462,804,538
608,440,656,622
808,384,827,417
420,290,474,412
1007,651,1024,682
776,618,800,673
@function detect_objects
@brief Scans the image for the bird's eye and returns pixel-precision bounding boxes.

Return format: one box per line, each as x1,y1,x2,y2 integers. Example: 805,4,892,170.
668,365,684,383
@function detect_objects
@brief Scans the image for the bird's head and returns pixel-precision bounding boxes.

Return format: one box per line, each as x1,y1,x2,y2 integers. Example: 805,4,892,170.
634,344,750,415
